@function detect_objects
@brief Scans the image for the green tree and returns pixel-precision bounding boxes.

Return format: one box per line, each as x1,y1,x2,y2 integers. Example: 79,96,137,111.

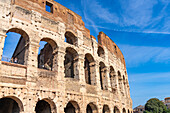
144,98,167,113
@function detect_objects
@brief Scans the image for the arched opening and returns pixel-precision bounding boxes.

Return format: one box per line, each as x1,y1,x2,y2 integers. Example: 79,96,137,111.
86,103,98,113
123,76,126,96
122,108,126,113
118,71,123,94
38,38,58,71
126,79,129,97
64,101,80,113
114,106,120,113
65,31,78,46
84,53,96,85
99,62,108,90
102,105,110,113
97,46,104,58
109,66,117,93
35,100,52,113
128,110,130,113
0,97,24,113
2,28,29,65
64,47,79,79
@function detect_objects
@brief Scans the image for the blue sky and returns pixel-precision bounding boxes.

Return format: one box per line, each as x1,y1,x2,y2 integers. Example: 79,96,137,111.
2,0,170,108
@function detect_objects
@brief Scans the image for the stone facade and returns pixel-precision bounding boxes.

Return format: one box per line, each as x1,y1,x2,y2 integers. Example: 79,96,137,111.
133,105,144,113
0,0,132,113
163,97,170,109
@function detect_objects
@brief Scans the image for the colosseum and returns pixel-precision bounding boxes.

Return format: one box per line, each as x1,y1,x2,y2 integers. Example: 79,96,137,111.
0,0,133,113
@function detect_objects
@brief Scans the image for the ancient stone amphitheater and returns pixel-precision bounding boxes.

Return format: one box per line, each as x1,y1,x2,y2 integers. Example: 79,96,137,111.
0,0,132,113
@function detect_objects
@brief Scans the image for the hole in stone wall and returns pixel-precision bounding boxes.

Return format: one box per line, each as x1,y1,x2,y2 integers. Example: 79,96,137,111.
46,1,53,13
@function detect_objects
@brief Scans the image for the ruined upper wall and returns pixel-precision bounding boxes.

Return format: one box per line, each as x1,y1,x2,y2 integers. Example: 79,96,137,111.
11,0,90,38
98,32,126,68
11,0,126,69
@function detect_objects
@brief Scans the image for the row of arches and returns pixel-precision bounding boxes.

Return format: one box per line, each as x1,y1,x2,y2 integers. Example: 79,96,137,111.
2,28,106,67
1,28,128,93
0,96,132,113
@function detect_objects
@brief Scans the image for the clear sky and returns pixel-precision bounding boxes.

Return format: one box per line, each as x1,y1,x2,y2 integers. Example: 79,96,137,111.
2,0,170,108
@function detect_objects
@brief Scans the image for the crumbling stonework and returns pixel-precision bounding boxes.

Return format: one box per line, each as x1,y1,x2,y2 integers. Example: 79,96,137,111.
0,0,133,113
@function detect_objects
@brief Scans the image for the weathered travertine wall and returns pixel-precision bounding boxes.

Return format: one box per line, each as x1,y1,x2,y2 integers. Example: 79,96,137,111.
0,0,133,113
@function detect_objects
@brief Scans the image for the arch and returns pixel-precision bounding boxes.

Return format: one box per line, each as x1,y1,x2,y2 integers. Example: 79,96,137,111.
109,66,117,93
84,53,96,85
102,105,110,113
118,71,123,93
40,38,58,51
35,98,56,113
7,28,29,41
65,31,78,46
64,47,79,79
123,76,126,96
86,102,98,113
2,28,30,65
114,106,120,113
122,108,126,113
99,62,108,90
0,96,24,113
97,46,104,58
38,38,58,71
64,101,80,113
128,109,130,113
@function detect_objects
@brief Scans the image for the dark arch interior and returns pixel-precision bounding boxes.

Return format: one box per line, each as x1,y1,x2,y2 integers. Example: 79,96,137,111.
114,107,120,113
64,102,76,113
103,105,110,113
35,100,51,113
84,56,91,84
86,104,92,113
65,31,77,46
123,108,126,113
0,98,20,113
64,47,78,78
99,62,107,90
97,46,104,58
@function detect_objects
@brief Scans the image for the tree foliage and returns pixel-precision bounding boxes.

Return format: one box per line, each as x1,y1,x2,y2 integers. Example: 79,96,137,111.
144,98,169,113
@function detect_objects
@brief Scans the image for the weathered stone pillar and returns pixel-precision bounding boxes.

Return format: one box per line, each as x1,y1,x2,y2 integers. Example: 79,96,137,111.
55,46,65,81
78,54,86,83
95,62,101,91
0,33,6,63
89,62,96,85
25,40,40,92
106,67,112,91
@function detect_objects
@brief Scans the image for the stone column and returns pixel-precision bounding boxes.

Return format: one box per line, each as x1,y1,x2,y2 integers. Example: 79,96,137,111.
95,62,101,92
0,33,7,63
115,73,119,100
26,40,39,88
106,67,111,91
55,46,65,81
89,62,96,85
78,54,85,83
